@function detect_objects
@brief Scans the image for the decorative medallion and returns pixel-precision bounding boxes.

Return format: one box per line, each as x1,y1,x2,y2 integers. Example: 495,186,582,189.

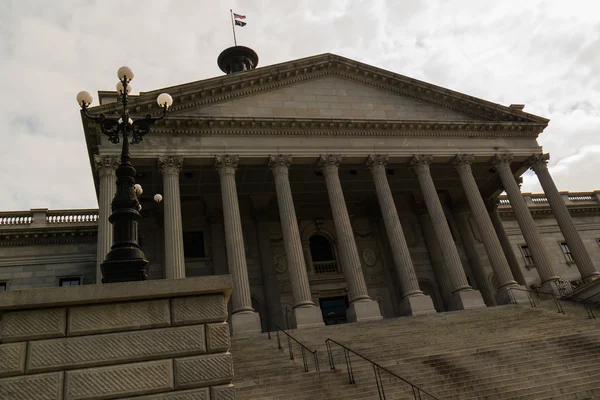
274,254,287,274
362,248,377,266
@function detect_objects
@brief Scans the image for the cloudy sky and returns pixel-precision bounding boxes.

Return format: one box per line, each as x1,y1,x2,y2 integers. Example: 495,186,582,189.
0,0,598,211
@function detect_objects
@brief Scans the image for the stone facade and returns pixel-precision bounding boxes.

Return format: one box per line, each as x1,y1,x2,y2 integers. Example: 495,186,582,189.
0,276,233,400
1,53,599,335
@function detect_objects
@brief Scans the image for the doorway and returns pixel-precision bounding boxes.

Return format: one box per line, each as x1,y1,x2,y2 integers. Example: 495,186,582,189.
319,296,349,325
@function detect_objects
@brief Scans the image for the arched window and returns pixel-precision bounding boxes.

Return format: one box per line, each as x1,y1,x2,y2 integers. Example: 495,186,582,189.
310,235,334,262
309,234,337,274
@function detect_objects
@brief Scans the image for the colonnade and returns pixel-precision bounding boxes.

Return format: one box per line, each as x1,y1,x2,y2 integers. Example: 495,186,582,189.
94,152,599,333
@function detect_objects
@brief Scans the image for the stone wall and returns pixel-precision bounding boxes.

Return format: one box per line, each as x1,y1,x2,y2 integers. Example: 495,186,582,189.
0,276,234,400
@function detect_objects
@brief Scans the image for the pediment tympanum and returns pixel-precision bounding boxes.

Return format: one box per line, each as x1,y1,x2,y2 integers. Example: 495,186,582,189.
174,76,474,121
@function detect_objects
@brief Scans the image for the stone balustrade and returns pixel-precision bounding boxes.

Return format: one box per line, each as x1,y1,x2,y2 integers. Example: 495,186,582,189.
0,209,98,229
0,275,234,400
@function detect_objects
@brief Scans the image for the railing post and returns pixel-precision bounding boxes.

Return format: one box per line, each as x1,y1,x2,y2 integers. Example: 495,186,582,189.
277,330,282,350
301,347,308,372
344,348,355,384
288,335,294,360
314,352,320,373
326,340,335,370
373,365,386,400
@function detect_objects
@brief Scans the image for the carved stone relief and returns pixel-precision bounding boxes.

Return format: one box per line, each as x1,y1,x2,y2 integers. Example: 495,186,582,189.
362,248,377,266
274,254,287,274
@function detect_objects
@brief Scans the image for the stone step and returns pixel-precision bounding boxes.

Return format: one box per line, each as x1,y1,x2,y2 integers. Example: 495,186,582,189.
233,301,600,399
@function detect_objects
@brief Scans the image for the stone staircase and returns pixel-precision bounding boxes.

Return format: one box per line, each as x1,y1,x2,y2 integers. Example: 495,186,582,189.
231,300,600,399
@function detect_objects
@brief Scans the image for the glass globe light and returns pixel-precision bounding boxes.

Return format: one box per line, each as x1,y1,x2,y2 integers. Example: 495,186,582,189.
154,194,163,203
157,93,173,109
117,66,134,81
76,91,93,107
134,184,143,195
116,81,131,95
138,204,142,211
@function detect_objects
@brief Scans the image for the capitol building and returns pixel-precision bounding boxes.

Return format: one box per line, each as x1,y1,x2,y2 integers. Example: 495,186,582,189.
1,48,600,399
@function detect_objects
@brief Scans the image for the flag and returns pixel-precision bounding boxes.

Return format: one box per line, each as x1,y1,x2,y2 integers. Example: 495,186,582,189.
235,20,246,27
233,12,246,19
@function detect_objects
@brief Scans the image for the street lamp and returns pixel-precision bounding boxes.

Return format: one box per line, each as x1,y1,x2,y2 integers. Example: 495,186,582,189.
77,66,173,283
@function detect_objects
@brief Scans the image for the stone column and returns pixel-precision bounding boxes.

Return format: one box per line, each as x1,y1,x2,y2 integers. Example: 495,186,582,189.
318,155,382,322
453,207,497,307
419,210,452,310
215,155,261,334
158,156,186,280
254,216,285,331
487,200,527,286
410,155,485,310
454,154,526,304
366,155,436,315
269,155,324,328
93,155,120,284
530,153,600,281
493,153,560,293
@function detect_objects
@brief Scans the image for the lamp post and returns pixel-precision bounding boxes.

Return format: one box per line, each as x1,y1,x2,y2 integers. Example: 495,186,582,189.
77,66,173,283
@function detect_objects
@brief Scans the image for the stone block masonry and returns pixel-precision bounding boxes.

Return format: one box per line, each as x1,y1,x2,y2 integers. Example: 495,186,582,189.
0,275,234,400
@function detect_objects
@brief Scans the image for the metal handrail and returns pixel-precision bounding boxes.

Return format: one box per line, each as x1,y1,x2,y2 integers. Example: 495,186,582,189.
507,287,600,319
272,325,320,373
325,338,440,400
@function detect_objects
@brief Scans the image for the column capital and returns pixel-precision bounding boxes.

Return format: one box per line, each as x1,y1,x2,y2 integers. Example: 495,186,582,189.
528,153,550,171
93,155,120,176
215,155,239,172
365,154,389,169
409,154,433,170
492,153,513,168
268,154,292,169
158,155,184,175
317,154,343,170
453,154,475,168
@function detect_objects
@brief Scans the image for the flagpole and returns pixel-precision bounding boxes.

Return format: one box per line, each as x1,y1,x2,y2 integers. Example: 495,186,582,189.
230,9,237,46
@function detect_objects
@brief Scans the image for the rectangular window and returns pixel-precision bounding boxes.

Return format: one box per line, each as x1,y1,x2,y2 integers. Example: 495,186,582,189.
59,277,81,287
0,282,7,291
560,242,574,263
520,245,534,266
183,231,206,258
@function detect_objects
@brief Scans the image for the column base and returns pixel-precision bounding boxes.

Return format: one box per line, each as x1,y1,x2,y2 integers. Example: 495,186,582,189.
449,290,486,311
347,300,383,323
538,279,560,299
291,306,325,329
231,311,262,335
399,295,437,316
496,285,529,305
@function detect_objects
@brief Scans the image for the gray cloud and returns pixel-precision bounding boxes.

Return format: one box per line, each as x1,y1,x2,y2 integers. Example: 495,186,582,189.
0,0,598,210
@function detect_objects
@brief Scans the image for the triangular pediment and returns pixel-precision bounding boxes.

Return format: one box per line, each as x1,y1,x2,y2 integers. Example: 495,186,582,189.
88,53,549,127
173,76,475,121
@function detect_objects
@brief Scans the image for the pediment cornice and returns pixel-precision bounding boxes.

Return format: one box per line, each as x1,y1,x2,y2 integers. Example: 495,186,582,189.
86,53,549,125
144,116,544,138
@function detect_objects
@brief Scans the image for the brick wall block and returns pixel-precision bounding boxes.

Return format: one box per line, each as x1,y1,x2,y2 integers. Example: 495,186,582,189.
0,342,26,378
171,295,227,326
0,371,63,400
119,387,210,399
68,299,170,336
0,308,66,342
28,324,206,374
211,384,235,400
174,353,233,390
65,359,174,400
206,323,230,353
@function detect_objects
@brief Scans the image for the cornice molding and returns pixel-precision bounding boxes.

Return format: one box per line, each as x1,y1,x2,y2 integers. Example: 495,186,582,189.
143,118,544,138
0,230,97,246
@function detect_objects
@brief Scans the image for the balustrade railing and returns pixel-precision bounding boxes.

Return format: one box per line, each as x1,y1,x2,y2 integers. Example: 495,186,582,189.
0,209,99,227
46,212,99,224
0,214,33,225
314,260,338,274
